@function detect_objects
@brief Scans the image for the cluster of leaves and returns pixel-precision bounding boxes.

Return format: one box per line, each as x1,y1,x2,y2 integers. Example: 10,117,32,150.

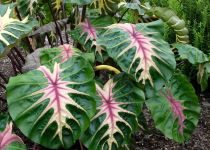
139,0,210,91
0,0,208,150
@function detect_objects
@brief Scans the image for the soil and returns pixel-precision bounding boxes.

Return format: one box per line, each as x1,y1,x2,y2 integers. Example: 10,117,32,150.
0,54,210,150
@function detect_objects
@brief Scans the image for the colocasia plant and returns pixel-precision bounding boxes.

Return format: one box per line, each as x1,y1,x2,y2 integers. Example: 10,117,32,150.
0,0,208,150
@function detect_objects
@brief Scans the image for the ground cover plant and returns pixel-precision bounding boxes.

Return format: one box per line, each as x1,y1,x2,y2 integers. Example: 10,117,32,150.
0,0,209,149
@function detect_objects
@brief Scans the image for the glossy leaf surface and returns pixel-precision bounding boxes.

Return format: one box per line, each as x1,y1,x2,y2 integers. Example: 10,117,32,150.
146,74,200,142
0,4,37,57
71,16,114,61
97,22,176,86
83,74,144,150
7,56,96,149
40,44,80,65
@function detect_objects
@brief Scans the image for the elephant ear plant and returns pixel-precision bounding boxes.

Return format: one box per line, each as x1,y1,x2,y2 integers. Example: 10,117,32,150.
1,1,205,150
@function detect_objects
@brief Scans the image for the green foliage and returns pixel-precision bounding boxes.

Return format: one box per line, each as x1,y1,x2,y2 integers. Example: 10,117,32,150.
146,74,200,142
7,56,96,149
2,0,206,149
143,0,210,53
0,3,37,57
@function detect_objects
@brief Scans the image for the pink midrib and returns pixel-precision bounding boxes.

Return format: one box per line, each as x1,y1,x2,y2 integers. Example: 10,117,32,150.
85,21,97,39
98,87,116,129
167,94,185,133
126,25,149,73
43,66,62,120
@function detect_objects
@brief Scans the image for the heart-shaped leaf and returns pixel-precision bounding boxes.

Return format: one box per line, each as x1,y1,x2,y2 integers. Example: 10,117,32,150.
97,22,176,86
83,73,145,149
146,74,200,142
7,56,96,149
0,123,26,150
0,4,37,57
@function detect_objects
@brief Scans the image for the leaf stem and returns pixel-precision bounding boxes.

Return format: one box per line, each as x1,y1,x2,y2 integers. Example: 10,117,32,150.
81,5,87,22
47,1,64,45
118,8,129,23
95,65,121,74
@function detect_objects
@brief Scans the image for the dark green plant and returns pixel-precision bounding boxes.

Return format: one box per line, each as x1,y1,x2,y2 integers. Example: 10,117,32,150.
0,1,209,150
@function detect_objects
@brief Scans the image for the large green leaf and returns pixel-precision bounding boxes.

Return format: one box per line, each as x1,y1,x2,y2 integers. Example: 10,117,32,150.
7,56,96,149
40,44,81,65
0,4,37,57
146,74,200,143
0,122,27,150
83,73,145,150
173,43,209,64
97,21,176,86
71,16,114,62
197,62,210,91
40,45,95,66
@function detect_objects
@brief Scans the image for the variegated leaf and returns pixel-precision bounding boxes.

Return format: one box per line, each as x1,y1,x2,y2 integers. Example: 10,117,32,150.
0,4,37,57
97,21,176,86
83,73,144,150
40,44,80,66
0,123,26,150
39,46,95,66
71,16,114,62
7,56,96,149
146,74,200,142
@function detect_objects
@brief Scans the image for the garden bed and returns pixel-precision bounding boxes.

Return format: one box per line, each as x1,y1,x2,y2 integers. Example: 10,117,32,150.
1,55,210,150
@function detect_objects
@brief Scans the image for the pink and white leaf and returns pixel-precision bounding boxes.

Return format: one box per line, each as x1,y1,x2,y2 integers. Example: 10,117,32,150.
80,19,97,44
105,23,164,85
164,90,186,134
0,123,23,150
91,79,137,149
57,44,74,62
22,62,87,143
